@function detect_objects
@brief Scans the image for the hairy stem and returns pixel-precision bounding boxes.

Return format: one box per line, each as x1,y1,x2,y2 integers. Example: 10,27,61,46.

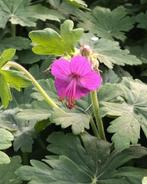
90,91,106,140
6,61,64,112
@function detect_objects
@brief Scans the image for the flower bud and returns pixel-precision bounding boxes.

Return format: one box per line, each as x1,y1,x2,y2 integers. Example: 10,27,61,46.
80,45,92,57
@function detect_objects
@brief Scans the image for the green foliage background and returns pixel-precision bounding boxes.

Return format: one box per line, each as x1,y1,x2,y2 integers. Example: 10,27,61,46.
0,0,147,183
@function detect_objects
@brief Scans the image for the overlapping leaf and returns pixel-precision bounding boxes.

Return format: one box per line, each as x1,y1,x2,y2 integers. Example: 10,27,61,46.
0,108,35,153
0,156,22,183
0,0,60,28
47,0,86,18
51,110,90,134
0,48,31,108
100,77,147,150
0,70,30,108
128,43,147,64
0,37,31,51
16,132,147,184
0,100,51,152
29,20,83,56
30,78,90,134
93,38,142,68
79,6,134,41
65,0,87,8
0,48,16,68
80,34,142,68
136,11,147,29
0,128,14,164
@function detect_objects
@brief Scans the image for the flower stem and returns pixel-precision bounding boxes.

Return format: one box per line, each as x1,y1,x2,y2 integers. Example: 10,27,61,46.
6,61,64,112
90,118,100,139
90,91,106,140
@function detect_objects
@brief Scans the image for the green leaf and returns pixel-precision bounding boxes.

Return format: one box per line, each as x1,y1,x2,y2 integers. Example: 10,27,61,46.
0,151,10,164
0,70,31,91
0,37,31,51
51,111,90,134
79,6,134,41
27,4,61,22
16,132,147,184
0,97,52,152
108,114,140,150
0,128,14,150
17,109,51,122
0,74,12,108
31,79,60,104
0,69,30,108
47,0,85,18
94,38,141,68
0,108,36,152
0,48,16,68
136,11,147,29
0,156,22,183
18,50,44,64
0,48,30,108
0,128,14,164
29,19,83,56
128,43,147,64
65,0,87,8
101,77,147,150
0,0,60,28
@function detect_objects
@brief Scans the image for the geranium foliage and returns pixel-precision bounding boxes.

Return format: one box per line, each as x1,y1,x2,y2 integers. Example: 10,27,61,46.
0,0,146,184
17,132,147,184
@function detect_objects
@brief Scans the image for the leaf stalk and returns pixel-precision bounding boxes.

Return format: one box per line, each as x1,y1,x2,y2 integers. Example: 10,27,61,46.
5,61,64,112
90,91,106,140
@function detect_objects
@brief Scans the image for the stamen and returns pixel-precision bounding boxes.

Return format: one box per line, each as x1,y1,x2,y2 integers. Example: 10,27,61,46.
65,78,77,109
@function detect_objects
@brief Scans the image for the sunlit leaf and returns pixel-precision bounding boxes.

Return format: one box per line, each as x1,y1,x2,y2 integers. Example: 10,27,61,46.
29,20,83,56
0,48,15,68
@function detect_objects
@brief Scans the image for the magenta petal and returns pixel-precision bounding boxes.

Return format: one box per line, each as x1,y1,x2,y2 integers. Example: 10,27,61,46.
75,85,90,99
51,58,70,79
80,71,102,90
70,56,91,76
55,78,69,98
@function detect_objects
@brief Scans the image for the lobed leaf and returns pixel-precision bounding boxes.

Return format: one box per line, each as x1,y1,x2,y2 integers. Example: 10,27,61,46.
80,34,142,68
0,128,14,164
29,20,83,56
100,77,147,150
0,0,60,28
79,6,134,41
0,48,16,68
16,132,147,184
0,156,22,183
51,110,90,134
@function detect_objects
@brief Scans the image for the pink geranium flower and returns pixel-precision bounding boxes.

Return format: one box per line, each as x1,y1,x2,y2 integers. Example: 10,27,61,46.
51,55,102,108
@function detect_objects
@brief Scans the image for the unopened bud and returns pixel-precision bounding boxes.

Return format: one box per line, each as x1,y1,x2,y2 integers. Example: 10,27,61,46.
80,45,92,57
